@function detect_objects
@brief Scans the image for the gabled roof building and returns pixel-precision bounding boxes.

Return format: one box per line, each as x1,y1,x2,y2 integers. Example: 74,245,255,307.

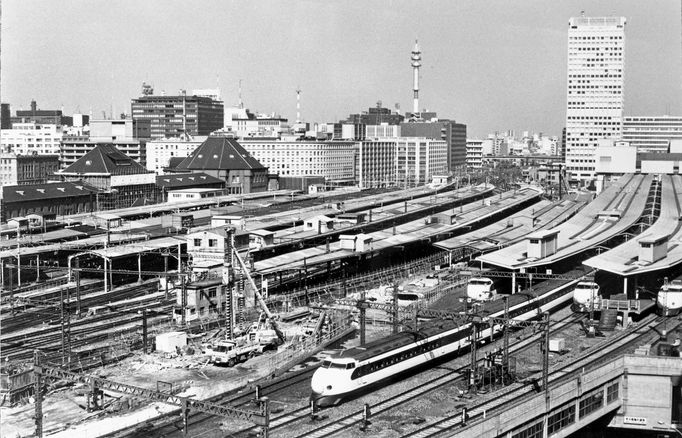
174,136,269,194
1,181,98,222
57,144,157,210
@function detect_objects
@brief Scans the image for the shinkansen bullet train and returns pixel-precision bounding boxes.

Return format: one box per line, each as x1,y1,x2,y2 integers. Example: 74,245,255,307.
310,281,576,407
657,277,682,316
570,281,600,313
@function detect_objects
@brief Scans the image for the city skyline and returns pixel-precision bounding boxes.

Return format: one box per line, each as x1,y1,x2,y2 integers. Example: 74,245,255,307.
2,0,681,137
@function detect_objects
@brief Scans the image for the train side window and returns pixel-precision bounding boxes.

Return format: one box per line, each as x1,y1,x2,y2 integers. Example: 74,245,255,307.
346,363,355,369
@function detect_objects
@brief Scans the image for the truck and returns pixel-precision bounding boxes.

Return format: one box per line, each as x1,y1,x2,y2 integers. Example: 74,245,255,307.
206,338,265,367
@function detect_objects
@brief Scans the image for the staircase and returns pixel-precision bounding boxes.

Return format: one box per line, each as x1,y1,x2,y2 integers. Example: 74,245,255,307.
598,309,618,331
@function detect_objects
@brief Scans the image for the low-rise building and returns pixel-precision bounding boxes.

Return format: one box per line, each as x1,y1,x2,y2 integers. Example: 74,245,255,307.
0,153,60,187
1,181,98,222
156,172,225,202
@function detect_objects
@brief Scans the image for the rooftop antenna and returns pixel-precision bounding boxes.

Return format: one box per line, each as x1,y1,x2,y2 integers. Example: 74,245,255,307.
296,88,301,123
238,79,243,109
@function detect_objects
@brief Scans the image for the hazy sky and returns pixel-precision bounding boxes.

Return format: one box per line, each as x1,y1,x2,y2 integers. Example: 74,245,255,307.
2,0,681,137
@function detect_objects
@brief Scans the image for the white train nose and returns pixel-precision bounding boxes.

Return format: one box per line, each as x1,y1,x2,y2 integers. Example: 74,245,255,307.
310,371,329,395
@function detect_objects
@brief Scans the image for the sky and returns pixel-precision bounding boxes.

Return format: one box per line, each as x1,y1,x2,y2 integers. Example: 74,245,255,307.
2,0,681,138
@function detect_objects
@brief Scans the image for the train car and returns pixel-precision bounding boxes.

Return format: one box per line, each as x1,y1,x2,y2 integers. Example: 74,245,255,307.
310,280,576,407
466,277,496,302
570,281,600,313
396,291,424,307
657,277,682,316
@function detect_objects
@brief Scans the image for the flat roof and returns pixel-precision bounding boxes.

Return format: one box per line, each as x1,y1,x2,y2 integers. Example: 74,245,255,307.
82,236,185,259
0,233,149,259
526,229,559,240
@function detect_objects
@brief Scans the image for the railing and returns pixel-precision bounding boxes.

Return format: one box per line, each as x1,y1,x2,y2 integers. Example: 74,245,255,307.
597,299,641,312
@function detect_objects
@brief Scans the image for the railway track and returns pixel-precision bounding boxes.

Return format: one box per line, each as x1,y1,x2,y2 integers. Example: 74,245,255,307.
399,314,678,438
170,311,581,438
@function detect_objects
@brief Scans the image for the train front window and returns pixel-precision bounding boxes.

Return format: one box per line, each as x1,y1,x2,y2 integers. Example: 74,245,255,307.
322,360,349,369
321,360,332,368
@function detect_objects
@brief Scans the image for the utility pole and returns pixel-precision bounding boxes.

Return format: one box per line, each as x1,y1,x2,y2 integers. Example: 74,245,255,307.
542,312,550,402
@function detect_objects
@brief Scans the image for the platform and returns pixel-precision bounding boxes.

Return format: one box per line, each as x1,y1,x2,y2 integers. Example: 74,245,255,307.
584,174,682,276
476,174,653,270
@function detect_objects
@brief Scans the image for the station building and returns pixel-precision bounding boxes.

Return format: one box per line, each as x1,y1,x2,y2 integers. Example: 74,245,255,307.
0,181,98,221
174,136,269,194
56,144,157,210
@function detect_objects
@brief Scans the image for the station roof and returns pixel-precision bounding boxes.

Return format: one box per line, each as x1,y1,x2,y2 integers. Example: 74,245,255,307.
84,236,185,259
254,186,542,274
476,174,652,270
583,174,682,276
0,233,149,259
2,181,99,203
433,197,584,252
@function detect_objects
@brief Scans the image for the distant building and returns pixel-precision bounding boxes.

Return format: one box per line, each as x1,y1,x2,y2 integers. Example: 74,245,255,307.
466,139,484,169
1,122,63,155
339,103,404,140
357,139,397,188
146,136,207,174
241,138,356,184
0,153,60,187
365,123,401,139
60,119,149,168
224,107,288,138
131,92,224,139
622,116,682,153
57,144,157,210
1,181,98,222
175,136,268,194
1,103,10,129
565,16,626,183
11,100,73,126
401,119,467,171
396,137,447,187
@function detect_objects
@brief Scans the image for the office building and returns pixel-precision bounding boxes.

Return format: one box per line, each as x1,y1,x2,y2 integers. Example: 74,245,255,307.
621,116,682,153
565,16,626,183
1,122,63,155
131,92,223,139
146,136,207,174
224,107,288,138
401,119,467,171
241,138,356,184
0,153,60,187
357,139,397,188
11,100,72,126
396,137,447,187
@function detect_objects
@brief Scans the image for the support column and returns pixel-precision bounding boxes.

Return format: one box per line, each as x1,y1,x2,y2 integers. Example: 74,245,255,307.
34,352,43,438
75,258,81,315
17,253,21,287
511,272,516,295
36,254,40,282
137,253,143,284
103,257,108,293
623,277,628,298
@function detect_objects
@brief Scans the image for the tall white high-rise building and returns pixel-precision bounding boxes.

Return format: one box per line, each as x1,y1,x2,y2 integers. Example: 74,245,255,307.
565,16,626,183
